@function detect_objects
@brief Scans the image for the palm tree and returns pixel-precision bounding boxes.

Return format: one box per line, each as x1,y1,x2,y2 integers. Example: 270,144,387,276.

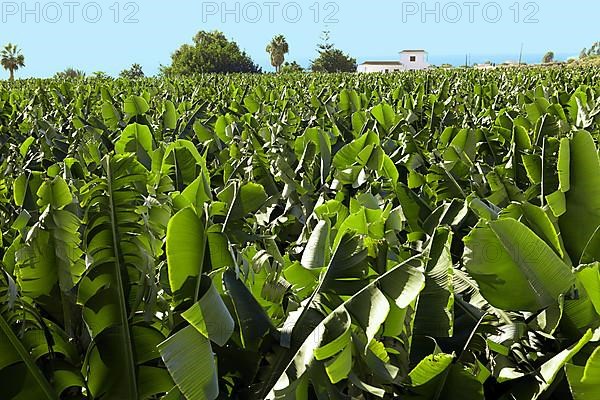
1,43,25,81
266,35,289,73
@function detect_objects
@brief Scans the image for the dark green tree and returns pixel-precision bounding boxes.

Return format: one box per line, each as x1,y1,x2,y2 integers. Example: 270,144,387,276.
55,68,85,79
92,71,109,79
280,61,304,73
310,31,356,73
164,30,260,75
542,51,555,63
120,63,145,79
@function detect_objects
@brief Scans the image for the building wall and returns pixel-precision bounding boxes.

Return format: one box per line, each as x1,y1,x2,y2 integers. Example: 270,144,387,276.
474,64,495,70
400,52,430,70
358,64,404,73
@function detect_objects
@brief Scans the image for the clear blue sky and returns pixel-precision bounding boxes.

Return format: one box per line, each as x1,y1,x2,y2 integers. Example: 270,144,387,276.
1,0,597,77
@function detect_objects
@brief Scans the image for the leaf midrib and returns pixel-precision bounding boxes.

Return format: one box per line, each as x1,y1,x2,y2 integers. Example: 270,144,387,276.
104,156,138,399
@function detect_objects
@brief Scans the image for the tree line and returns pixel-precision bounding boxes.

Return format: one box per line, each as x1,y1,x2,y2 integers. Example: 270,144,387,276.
9,32,598,79
2,30,357,80
541,40,600,65
161,30,357,75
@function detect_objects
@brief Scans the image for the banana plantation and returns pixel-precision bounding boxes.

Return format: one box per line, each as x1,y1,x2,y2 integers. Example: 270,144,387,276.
1,68,600,399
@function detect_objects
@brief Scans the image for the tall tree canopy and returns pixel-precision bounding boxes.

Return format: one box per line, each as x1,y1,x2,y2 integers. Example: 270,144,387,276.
580,41,600,59
266,34,289,72
120,63,145,79
164,30,260,75
310,31,356,73
1,43,25,81
542,51,555,64
55,68,85,79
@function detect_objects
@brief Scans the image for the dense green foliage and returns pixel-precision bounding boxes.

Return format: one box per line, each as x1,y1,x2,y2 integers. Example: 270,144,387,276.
120,64,146,79
310,32,357,73
163,30,261,75
310,49,357,73
1,67,600,399
55,68,86,79
280,61,304,73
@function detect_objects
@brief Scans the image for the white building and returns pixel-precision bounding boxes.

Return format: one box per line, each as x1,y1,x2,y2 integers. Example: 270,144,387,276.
358,50,430,73
474,63,496,70
357,61,404,73
499,61,521,68
399,50,430,70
